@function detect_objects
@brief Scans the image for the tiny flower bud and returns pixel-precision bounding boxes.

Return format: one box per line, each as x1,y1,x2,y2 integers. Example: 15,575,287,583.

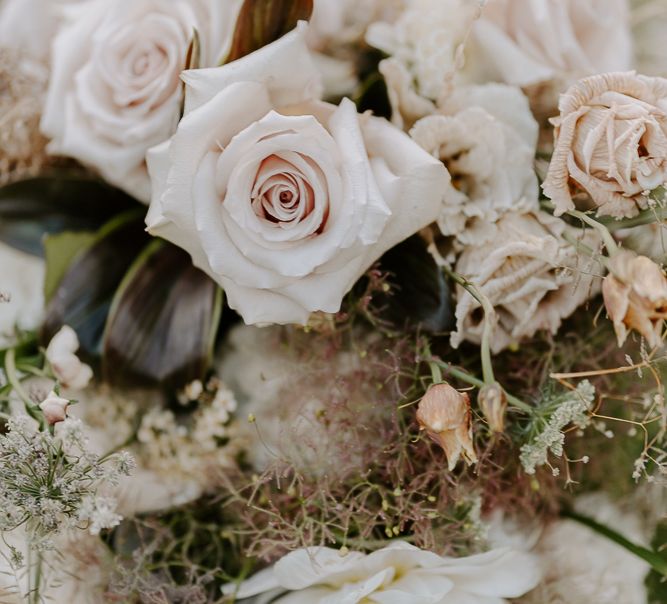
602,251,667,348
416,383,478,471
45,326,93,390
478,382,507,433
39,390,70,425
184,379,203,401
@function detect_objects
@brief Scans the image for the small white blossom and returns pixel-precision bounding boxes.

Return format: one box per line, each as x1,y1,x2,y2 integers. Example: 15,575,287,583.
78,496,122,536
45,325,93,390
520,381,595,475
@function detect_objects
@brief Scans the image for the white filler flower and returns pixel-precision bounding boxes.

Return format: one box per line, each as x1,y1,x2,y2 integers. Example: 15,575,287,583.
223,540,541,603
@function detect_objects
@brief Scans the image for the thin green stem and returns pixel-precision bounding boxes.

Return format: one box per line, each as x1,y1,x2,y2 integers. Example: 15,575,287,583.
4,348,44,427
603,206,667,231
567,209,619,255
563,510,667,577
440,265,495,384
434,360,532,413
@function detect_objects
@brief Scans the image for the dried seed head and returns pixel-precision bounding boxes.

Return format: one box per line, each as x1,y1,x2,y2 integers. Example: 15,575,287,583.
478,382,507,433
416,383,477,471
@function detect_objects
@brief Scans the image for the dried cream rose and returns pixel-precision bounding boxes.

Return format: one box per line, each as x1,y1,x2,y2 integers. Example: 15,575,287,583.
146,24,448,326
40,0,242,202
452,212,601,353
543,72,667,219
470,0,632,87
366,0,483,126
602,250,667,348
416,383,477,471
411,84,539,245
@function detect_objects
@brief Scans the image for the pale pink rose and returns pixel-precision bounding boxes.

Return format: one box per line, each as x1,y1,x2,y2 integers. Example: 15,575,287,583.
146,24,448,326
40,0,242,202
544,72,667,219
471,0,632,87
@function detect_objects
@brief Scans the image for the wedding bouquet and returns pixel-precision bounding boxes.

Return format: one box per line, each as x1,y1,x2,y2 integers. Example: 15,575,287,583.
0,0,666,602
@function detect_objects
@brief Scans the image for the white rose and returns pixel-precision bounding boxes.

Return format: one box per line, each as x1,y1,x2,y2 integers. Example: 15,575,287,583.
410,84,539,245
470,0,632,87
146,23,448,326
40,0,242,202
452,212,601,353
223,540,541,603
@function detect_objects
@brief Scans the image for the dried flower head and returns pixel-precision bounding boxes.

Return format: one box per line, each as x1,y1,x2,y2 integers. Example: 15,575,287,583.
39,390,70,425
0,415,133,540
544,71,667,219
602,250,667,348
478,382,507,433
416,382,477,471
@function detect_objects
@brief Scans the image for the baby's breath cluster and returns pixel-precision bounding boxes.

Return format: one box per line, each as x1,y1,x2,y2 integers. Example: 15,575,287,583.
519,381,596,475
0,414,134,545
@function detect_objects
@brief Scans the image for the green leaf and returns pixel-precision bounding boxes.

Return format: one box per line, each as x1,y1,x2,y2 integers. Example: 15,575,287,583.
43,231,96,304
42,210,148,357
374,235,453,332
102,240,223,386
226,0,313,63
647,521,667,603
0,176,138,256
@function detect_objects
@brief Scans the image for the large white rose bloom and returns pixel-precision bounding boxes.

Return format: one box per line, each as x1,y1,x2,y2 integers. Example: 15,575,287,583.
223,540,541,603
146,23,448,326
469,0,633,87
40,0,242,202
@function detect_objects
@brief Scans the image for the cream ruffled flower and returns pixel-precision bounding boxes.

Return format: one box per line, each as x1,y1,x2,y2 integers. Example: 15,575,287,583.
224,540,541,603
470,0,632,88
544,71,667,219
45,325,93,391
146,23,447,326
602,249,667,348
451,212,601,353
411,84,539,245
366,0,484,126
39,390,71,425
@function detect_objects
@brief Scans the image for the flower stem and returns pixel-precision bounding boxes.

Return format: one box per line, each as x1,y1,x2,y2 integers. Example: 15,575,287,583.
440,265,496,384
563,509,667,577
4,348,44,428
567,209,619,255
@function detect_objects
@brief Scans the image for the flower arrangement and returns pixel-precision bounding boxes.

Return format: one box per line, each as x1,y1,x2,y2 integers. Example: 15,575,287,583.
0,0,665,602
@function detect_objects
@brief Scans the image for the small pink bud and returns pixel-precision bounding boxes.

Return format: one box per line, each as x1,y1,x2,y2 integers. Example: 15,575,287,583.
39,390,70,425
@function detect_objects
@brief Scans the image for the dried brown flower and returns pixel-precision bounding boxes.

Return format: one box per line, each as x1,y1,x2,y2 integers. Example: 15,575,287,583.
416,383,477,471
602,250,667,348
478,382,507,433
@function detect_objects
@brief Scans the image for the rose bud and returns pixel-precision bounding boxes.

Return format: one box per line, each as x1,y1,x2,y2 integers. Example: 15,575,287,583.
478,382,507,433
46,325,93,391
602,250,667,348
416,383,478,471
39,390,70,425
